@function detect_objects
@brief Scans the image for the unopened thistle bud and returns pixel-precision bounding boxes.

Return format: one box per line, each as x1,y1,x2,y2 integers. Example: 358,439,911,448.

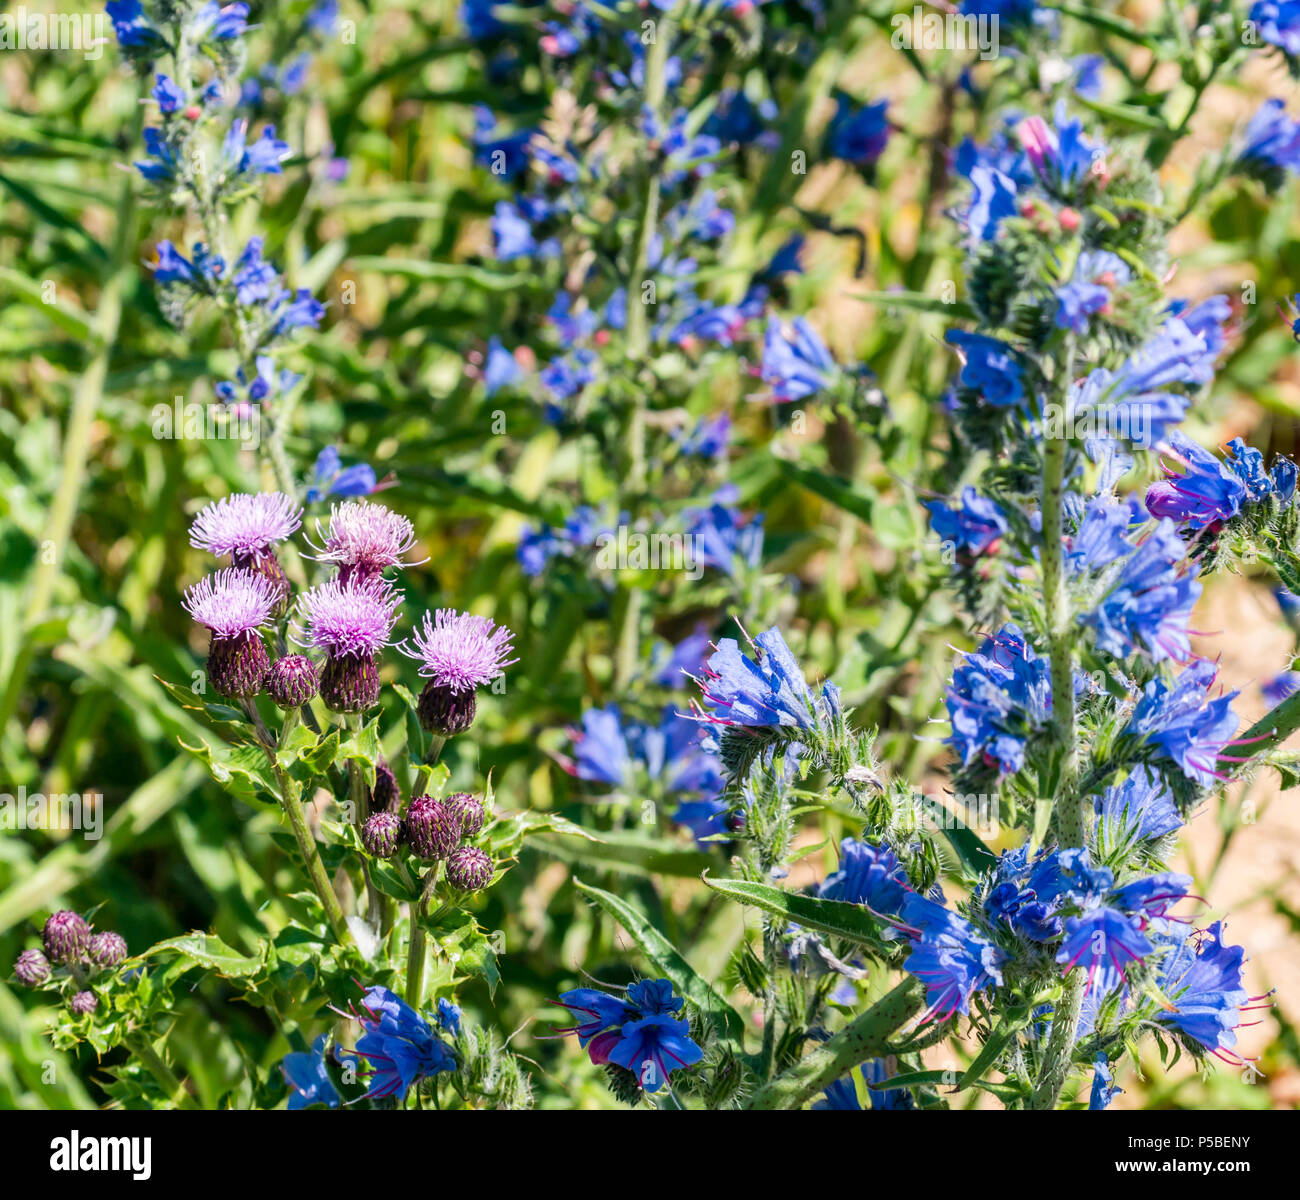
182,569,277,698
373,759,400,811
42,910,90,964
87,931,128,970
445,791,485,839
69,990,98,1016
296,578,400,714
362,810,402,859
13,949,51,986
266,654,320,708
404,795,460,861
397,609,516,736
445,846,493,891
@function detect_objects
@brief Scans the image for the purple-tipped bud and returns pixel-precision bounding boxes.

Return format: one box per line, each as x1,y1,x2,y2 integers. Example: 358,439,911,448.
373,759,400,812
13,949,51,986
87,931,128,970
445,846,493,892
69,990,98,1016
362,810,402,859
319,652,381,713
266,654,320,708
417,681,477,736
42,910,90,964
404,795,460,861
445,791,485,839
208,630,271,698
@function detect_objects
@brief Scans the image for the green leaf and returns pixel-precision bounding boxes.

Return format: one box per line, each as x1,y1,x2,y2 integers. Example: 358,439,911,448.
573,879,746,1049
701,873,889,949
348,256,546,293
531,827,714,878
853,290,975,320
772,457,875,523
141,933,264,979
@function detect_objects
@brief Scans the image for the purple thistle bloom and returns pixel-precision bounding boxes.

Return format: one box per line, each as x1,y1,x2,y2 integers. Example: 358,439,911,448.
900,893,1006,1022
189,491,302,561
1127,659,1239,787
1155,922,1253,1061
296,577,400,659
182,568,278,639
305,501,420,583
344,986,455,1100
398,609,516,694
280,1034,342,1109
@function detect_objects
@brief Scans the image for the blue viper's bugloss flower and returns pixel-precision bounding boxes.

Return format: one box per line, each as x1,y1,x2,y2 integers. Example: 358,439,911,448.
1055,250,1131,332
675,413,732,459
1261,670,1300,705
945,624,1052,777
1094,766,1182,841
761,316,838,403
696,627,830,731
1253,1,1300,56
704,89,776,147
1017,101,1103,191
901,893,1006,1021
136,128,180,182
626,979,684,1016
814,1060,915,1110
961,0,1040,27
607,1015,705,1092
305,445,379,503
684,493,764,577
1057,906,1156,979
223,120,292,177
280,1034,341,1109
671,797,731,845
1146,431,1248,530
964,165,1018,243
232,237,277,304
107,0,163,48
925,486,1008,557
826,96,890,167
1089,1054,1121,1109
191,2,251,42
1067,494,1141,571
473,107,533,180
1156,922,1251,1059
436,998,462,1038
152,74,184,114
483,337,524,395
1127,659,1239,788
818,839,909,915
1239,99,1300,175
1079,518,1201,664
550,988,635,1047
652,625,712,687
946,330,1024,407
348,986,455,1100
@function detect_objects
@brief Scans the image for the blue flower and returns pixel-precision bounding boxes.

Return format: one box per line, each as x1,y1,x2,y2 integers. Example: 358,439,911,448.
964,165,1018,242
761,317,838,403
1018,101,1103,191
1146,431,1248,530
683,493,764,577
818,839,909,916
347,986,456,1101
1057,907,1155,980
107,0,163,48
703,89,775,146
223,120,291,176
1156,922,1252,1059
671,797,731,845
925,486,1007,557
675,413,732,458
826,96,890,167
901,893,1006,1021
1252,1,1300,56
152,75,185,115
1094,766,1182,841
607,1014,704,1092
436,998,462,1038
492,201,540,260
652,626,712,687
1072,55,1106,100
1127,659,1238,787
305,445,379,503
626,979,683,1016
1068,494,1141,571
1089,1054,1121,1109
946,330,1024,407
1239,98,1300,175
572,706,633,786
280,1034,341,1109
549,987,635,1047
135,128,180,182
232,237,277,304
483,337,523,395
696,627,830,732
1261,671,1300,705
1055,251,1131,332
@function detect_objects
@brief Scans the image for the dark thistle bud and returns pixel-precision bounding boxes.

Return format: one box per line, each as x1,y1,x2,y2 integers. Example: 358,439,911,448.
42,910,90,964
13,949,51,986
266,654,320,708
445,846,493,891
319,652,381,713
69,990,98,1016
373,759,401,812
403,795,460,861
417,681,476,736
444,791,485,839
208,631,271,699
87,931,128,970
232,550,291,618
362,810,402,859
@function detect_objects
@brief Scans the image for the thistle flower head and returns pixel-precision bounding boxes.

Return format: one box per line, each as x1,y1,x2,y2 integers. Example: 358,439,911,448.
398,609,517,694
296,577,401,658
189,491,302,561
305,500,422,580
182,568,278,639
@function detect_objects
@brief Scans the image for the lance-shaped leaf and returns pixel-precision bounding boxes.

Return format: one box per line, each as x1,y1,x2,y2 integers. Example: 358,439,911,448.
701,872,891,949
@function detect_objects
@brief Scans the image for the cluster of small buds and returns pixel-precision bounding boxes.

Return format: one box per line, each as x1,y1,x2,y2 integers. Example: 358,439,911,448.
360,786,495,891
12,911,131,1020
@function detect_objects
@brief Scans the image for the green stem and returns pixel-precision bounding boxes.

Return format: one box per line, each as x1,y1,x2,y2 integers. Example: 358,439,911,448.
1218,687,1300,777
405,866,441,1007
743,978,923,1110
128,1034,198,1110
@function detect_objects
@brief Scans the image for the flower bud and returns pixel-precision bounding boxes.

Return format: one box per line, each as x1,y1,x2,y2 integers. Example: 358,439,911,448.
362,810,402,859
208,630,271,699
417,681,476,736
445,791,485,839
42,910,90,964
266,654,320,709
69,990,98,1016
445,846,493,891
13,949,51,986
320,652,381,713
1058,206,1081,232
404,795,459,861
87,931,128,970
373,759,401,812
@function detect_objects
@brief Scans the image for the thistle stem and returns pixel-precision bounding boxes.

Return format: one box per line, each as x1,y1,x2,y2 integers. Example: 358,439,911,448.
128,1034,198,1110
404,866,442,1007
